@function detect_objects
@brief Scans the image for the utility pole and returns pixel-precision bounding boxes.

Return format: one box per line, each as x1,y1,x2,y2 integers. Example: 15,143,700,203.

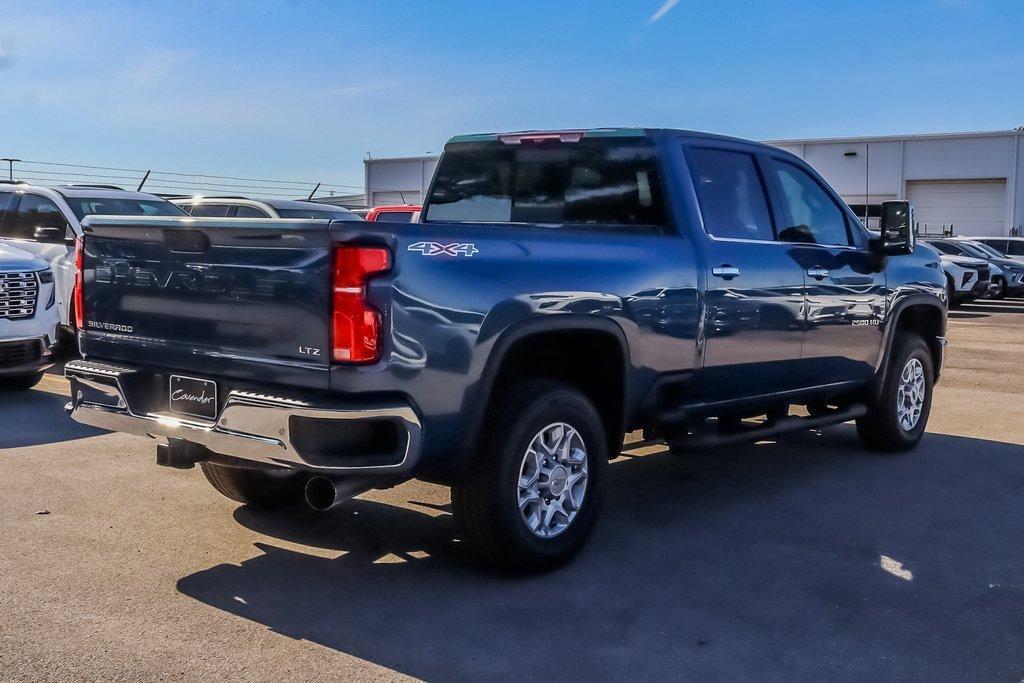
864,143,870,227
0,158,20,181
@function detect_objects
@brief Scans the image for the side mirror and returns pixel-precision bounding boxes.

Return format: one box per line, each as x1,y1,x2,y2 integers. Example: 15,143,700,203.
33,226,70,243
876,200,914,256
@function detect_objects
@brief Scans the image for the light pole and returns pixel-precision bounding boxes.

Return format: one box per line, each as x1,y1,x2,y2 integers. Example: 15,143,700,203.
0,158,20,181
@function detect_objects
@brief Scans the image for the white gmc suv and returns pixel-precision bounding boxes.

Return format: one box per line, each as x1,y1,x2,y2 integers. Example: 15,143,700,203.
0,182,185,338
0,244,59,390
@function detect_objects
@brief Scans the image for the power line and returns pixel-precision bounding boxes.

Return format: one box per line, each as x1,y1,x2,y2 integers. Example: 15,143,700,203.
15,158,363,190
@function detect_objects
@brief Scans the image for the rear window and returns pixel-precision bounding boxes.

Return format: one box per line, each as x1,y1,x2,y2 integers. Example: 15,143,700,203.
374,211,414,223
424,140,667,229
65,197,186,220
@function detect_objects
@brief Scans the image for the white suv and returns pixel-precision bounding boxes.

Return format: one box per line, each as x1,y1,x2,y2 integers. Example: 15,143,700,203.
0,244,59,390
170,195,363,221
920,241,992,307
0,182,185,336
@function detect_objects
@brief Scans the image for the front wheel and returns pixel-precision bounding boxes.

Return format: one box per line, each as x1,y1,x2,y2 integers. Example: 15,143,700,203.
857,333,934,451
452,380,607,572
990,277,1007,299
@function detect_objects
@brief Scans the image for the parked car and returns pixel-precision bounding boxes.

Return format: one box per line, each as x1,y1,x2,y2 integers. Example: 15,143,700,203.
365,204,420,223
66,128,946,570
973,236,1024,258
919,241,991,307
0,182,186,338
962,236,1024,260
171,196,364,221
938,238,1024,298
0,244,59,390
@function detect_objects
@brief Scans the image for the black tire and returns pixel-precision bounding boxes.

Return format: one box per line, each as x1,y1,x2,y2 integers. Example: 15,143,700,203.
452,380,608,572
56,326,79,358
945,275,961,309
991,277,1006,299
199,462,305,508
0,372,44,391
857,333,934,452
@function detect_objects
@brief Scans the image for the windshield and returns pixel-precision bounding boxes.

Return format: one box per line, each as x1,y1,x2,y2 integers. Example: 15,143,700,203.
65,197,187,220
274,207,363,221
957,242,993,260
424,139,667,229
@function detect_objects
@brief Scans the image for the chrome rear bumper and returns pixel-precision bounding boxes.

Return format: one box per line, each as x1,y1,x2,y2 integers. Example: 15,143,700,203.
65,359,422,474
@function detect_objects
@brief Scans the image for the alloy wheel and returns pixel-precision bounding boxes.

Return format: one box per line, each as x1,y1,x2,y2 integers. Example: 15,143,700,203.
517,422,589,538
896,358,926,432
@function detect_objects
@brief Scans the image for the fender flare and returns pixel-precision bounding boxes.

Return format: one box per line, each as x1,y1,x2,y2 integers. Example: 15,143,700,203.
871,294,946,399
459,315,632,464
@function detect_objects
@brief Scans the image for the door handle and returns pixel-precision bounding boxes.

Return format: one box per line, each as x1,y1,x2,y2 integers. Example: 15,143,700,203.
712,265,741,279
807,267,829,280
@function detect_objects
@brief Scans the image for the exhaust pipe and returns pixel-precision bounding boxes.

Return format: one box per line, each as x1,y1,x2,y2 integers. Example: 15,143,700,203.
304,475,379,512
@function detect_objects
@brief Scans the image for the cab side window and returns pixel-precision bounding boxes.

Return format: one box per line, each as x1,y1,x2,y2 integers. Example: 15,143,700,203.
769,159,851,246
190,204,232,218
0,191,14,235
7,194,67,240
686,147,775,241
929,242,960,256
234,205,270,218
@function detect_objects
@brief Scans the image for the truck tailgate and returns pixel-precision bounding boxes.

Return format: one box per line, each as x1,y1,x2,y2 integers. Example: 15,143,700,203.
79,217,334,389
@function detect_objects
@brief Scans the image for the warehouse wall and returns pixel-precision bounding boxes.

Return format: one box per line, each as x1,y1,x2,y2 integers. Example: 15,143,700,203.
771,131,1023,235
364,156,438,207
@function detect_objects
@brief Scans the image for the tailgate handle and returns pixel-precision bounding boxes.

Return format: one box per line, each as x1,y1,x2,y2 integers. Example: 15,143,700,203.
164,229,211,253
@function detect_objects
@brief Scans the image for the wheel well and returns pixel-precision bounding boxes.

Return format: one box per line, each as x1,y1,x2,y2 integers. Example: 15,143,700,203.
895,304,944,376
488,329,626,454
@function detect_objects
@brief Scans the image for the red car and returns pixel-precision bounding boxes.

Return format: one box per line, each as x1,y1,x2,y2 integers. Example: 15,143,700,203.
364,204,420,223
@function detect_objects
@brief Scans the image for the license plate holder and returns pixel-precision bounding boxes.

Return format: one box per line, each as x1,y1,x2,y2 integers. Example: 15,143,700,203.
168,374,218,420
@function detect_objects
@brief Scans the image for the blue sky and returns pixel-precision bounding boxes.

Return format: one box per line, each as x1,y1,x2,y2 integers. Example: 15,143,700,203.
1,0,1022,191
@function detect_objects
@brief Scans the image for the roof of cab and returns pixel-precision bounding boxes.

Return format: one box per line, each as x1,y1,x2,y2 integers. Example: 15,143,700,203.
54,186,167,201
446,127,781,151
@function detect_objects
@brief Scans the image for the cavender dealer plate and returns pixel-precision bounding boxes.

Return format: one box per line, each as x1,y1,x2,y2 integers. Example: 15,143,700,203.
169,375,218,419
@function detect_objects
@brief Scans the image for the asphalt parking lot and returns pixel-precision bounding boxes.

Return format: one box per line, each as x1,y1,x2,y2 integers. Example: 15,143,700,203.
2,300,1023,681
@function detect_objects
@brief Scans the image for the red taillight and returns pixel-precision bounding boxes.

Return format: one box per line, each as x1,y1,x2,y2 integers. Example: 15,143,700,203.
331,246,390,363
73,237,84,330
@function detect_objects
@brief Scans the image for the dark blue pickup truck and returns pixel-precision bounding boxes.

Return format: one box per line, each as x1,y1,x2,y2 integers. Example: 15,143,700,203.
66,128,947,569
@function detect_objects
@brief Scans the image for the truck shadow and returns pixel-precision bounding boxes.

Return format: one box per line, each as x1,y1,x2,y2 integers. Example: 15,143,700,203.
176,428,1024,680
0,387,106,448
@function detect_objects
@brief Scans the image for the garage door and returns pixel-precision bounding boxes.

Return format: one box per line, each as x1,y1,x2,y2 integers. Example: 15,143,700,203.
907,179,1007,237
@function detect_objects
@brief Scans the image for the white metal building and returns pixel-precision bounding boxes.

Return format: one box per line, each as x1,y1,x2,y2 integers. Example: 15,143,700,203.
363,155,438,207
363,129,1024,236
768,129,1024,236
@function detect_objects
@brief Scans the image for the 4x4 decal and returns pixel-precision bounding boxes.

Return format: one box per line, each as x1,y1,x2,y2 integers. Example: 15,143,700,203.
407,241,479,257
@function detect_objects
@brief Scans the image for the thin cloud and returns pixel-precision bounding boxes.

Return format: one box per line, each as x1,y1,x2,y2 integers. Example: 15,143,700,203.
0,40,15,70
648,0,682,24
125,48,193,86
316,82,397,98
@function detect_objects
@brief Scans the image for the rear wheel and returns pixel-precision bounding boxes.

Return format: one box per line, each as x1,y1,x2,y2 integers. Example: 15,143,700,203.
199,462,305,508
857,333,934,452
452,380,607,572
0,372,44,391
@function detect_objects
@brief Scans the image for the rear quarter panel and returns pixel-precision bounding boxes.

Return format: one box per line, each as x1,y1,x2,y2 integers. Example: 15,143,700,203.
329,221,703,465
